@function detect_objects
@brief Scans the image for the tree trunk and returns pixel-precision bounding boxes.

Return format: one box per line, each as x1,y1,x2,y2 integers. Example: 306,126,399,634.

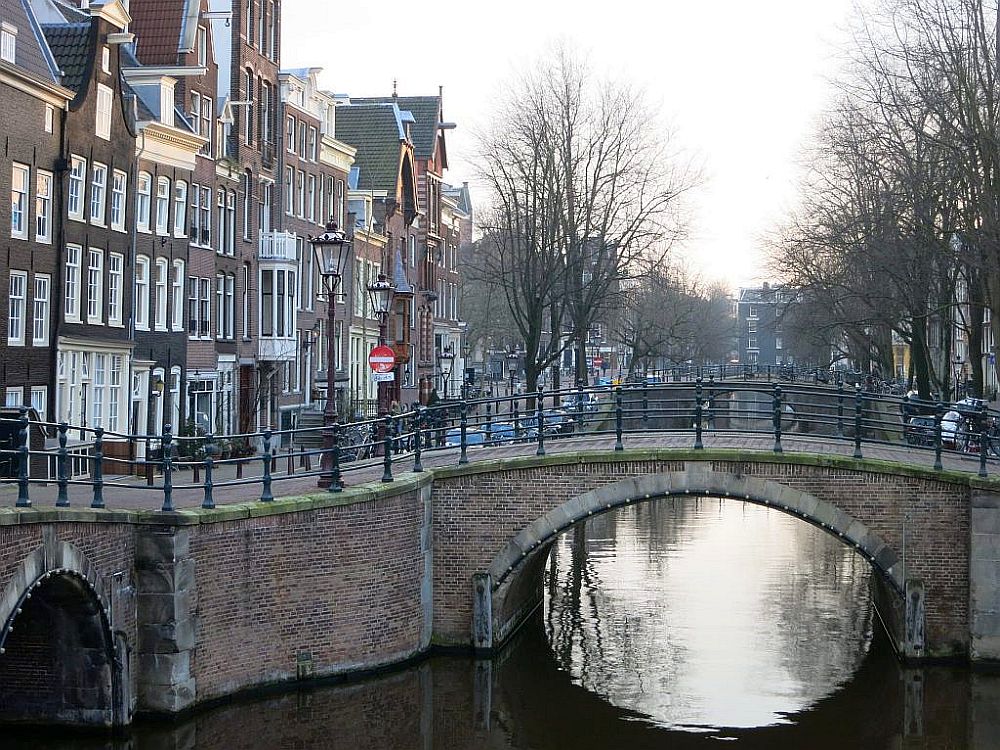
911,316,933,401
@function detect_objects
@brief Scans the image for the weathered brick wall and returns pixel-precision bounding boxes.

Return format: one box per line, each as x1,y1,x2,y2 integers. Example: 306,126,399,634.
432,459,971,656
187,486,431,702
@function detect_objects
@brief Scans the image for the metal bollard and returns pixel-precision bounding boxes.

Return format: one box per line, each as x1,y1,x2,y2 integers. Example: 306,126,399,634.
261,430,274,502
56,422,69,507
16,407,30,508
202,434,216,509
161,424,174,512
91,427,105,509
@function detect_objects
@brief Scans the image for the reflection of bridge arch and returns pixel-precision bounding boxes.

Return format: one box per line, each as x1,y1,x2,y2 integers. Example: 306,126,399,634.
481,469,907,656
0,541,125,727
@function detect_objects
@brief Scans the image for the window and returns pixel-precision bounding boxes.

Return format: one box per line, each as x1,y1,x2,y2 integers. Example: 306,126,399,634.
110,170,126,231
8,271,26,345
317,178,324,226
65,245,81,322
200,186,212,246
308,126,317,161
108,253,123,325
87,248,103,323
101,45,110,74
89,163,107,225
245,0,253,41
242,171,252,240
1,23,16,64
217,189,226,254
10,163,28,239
298,122,306,158
199,277,211,337
307,174,316,222
44,105,53,133
155,258,168,330
260,81,272,146
32,274,49,345
267,0,276,58
284,166,293,214
335,179,344,227
775,336,783,350
155,176,170,235
68,156,86,220
196,26,207,66
242,263,251,338
92,354,105,428
285,115,294,153
748,304,757,319
200,94,212,154
225,273,235,339
96,84,112,140
216,273,225,339
30,386,46,422
172,260,185,331
5,387,23,408
136,172,151,231
242,69,253,144
189,91,201,130
296,170,304,217
173,181,187,235
135,255,150,330
226,191,236,255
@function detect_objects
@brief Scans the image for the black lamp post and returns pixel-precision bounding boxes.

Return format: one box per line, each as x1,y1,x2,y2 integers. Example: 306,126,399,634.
309,221,351,490
438,344,455,400
507,347,520,399
367,273,395,414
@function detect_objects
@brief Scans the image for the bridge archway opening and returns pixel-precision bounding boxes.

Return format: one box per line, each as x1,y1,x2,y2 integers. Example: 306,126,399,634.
0,571,117,728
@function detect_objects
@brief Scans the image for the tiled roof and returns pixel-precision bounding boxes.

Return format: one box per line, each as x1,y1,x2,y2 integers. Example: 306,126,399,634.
352,95,442,160
129,0,186,65
335,103,404,195
443,182,472,216
0,0,59,82
41,21,90,93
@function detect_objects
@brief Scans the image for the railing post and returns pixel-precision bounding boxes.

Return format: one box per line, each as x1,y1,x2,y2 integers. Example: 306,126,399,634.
837,382,845,438
536,387,546,457
484,402,492,444
614,386,624,452
15,407,30,508
331,423,343,491
513,399,520,440
933,403,944,470
707,374,716,431
772,386,783,453
260,430,274,502
642,379,649,426
382,416,394,482
202,434,215,509
694,377,704,450
91,427,105,509
460,399,470,465
56,422,70,507
576,382,585,430
853,385,863,459
979,405,989,479
413,409,424,472
161,424,174,512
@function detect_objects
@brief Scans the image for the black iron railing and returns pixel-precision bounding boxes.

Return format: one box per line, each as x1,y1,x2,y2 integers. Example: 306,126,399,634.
1,379,998,511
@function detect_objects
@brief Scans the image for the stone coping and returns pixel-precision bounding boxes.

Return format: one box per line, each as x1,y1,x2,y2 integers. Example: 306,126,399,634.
0,448,995,527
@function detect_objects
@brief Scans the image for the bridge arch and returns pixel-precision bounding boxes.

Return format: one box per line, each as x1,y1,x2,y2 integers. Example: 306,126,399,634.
0,541,125,727
479,468,906,654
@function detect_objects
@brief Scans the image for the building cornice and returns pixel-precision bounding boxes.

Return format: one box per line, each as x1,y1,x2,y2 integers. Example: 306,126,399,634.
136,121,207,170
0,63,73,106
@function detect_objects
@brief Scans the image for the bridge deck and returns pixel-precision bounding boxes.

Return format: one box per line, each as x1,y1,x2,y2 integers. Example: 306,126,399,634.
0,432,990,512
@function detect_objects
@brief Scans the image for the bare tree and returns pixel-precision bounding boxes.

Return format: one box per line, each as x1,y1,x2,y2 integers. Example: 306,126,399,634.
475,45,697,394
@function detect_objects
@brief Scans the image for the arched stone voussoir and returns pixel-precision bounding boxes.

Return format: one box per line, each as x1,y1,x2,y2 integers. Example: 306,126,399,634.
487,469,905,595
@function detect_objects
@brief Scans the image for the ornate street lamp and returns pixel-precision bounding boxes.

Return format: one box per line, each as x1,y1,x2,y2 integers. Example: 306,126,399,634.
506,347,521,398
367,273,396,414
308,221,351,490
437,343,456,400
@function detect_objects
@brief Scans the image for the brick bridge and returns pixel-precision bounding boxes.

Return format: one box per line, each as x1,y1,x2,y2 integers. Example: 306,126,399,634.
1,439,999,727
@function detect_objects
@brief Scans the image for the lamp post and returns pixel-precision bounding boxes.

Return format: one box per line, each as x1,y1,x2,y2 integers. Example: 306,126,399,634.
437,344,455,400
367,273,395,414
507,347,520,401
309,221,351,490
954,354,964,400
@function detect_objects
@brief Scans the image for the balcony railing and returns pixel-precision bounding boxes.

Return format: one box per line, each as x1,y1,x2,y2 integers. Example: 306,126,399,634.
258,231,297,262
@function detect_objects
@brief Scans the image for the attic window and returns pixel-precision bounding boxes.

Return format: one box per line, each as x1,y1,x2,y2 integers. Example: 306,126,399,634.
101,46,110,74
1,23,16,64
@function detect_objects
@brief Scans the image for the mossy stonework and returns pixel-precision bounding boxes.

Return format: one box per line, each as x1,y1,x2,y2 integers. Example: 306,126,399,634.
0,449,998,726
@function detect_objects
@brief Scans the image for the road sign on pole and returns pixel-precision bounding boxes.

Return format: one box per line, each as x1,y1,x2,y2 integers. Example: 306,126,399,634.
369,346,395,374
370,372,394,383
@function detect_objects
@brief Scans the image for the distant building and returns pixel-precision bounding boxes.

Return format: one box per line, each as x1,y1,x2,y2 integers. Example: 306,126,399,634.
736,283,796,369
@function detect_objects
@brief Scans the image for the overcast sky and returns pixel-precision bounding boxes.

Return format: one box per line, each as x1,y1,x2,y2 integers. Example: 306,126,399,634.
283,0,861,291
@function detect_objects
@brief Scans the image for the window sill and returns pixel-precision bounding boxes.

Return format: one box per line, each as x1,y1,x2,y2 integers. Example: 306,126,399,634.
111,225,126,233
68,215,85,223
10,233,28,241
89,220,107,229
137,228,151,235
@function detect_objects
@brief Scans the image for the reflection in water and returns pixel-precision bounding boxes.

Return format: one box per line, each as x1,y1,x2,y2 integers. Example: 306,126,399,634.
545,498,872,731
9,497,1000,749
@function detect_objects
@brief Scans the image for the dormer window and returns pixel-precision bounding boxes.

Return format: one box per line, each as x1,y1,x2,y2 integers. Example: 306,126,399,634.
1,23,16,64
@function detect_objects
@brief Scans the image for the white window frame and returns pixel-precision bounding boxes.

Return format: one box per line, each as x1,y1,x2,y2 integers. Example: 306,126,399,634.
68,156,86,220
154,257,169,330
155,176,170,235
64,244,82,322
1,23,16,64
8,271,27,346
110,169,127,231
136,172,151,232
10,163,28,239
173,180,187,236
5,387,23,408
30,386,46,422
89,163,107,225
284,166,293,215
96,83,112,140
108,253,123,326
44,105,53,134
32,273,49,346
135,255,150,330
87,248,104,324
172,260,185,332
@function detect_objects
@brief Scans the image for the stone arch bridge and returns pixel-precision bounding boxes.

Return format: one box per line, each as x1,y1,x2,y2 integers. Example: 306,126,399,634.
0,445,998,727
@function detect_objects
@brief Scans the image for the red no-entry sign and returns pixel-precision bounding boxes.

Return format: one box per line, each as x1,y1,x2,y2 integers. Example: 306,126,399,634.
369,345,395,373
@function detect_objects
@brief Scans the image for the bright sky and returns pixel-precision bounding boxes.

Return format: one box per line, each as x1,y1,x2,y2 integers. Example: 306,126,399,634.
283,0,861,291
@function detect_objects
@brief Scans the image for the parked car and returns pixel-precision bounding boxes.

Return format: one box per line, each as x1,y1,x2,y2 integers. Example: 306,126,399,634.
904,416,936,447
562,393,599,413
444,428,487,447
484,422,516,444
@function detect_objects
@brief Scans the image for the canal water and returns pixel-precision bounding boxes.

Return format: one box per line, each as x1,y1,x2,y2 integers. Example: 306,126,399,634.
13,498,1000,749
